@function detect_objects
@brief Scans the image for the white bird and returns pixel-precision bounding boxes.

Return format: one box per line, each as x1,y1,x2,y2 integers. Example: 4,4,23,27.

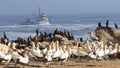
44,44,56,62
18,54,29,64
30,41,44,58
66,45,72,58
109,44,118,55
0,51,6,59
41,48,47,55
47,42,57,57
52,41,61,58
95,43,104,60
0,49,12,63
36,42,47,55
45,50,53,62
71,44,88,57
11,51,21,62
84,40,92,53
2,53,12,63
88,52,97,59
71,46,79,56
78,47,88,56
59,46,69,62
88,31,99,41
17,50,29,64
104,45,110,56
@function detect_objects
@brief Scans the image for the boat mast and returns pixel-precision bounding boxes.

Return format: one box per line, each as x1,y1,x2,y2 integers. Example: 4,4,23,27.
39,6,41,17
37,6,42,22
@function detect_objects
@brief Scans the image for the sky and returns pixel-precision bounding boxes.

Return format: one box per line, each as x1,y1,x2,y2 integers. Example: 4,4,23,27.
0,0,120,16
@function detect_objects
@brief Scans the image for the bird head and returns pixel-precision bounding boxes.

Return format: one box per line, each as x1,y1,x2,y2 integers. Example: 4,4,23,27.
88,31,93,35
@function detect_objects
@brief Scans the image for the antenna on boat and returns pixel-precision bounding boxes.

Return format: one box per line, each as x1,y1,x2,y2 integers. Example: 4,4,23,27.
39,6,41,17
36,6,42,22
31,11,36,16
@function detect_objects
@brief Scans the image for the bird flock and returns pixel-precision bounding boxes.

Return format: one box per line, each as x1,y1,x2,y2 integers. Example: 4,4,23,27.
0,20,120,66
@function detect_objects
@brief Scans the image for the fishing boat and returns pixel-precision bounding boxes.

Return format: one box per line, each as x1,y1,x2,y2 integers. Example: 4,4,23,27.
36,7,50,25
19,18,37,25
19,7,50,25
36,12,50,25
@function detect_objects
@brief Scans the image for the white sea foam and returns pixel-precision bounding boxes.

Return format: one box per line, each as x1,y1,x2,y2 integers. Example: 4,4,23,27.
43,24,96,30
0,23,97,40
0,24,47,29
0,23,96,32
1,22,118,41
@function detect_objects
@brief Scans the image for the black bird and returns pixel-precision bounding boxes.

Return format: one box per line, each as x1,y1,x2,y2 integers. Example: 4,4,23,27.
106,20,109,28
80,38,83,42
70,33,74,40
3,32,9,45
114,23,118,29
98,22,102,28
36,28,39,35
67,31,70,40
29,35,33,40
40,32,43,37
64,29,67,37
3,32,7,39
27,37,31,46
54,28,59,35
27,37,30,42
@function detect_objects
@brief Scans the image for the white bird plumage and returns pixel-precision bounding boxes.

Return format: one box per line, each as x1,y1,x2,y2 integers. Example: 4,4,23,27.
88,31,99,41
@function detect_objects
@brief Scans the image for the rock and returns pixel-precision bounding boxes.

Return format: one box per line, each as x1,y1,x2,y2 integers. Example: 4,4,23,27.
95,26,120,44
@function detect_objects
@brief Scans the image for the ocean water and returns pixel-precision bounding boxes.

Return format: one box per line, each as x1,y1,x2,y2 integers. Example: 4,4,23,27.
0,14,120,41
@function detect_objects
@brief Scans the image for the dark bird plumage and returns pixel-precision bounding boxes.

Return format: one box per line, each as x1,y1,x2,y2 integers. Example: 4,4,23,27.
114,23,118,29
106,20,109,28
36,28,39,35
3,32,7,39
53,28,59,35
98,22,102,28
80,38,83,42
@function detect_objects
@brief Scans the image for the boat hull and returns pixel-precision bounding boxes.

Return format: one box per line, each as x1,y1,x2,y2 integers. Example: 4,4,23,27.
37,21,50,25
19,22,38,25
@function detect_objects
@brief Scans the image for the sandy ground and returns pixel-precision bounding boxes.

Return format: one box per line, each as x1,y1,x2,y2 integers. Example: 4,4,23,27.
1,58,120,68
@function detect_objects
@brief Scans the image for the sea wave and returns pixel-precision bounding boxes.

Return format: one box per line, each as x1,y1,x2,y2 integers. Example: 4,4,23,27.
0,23,97,30
0,23,118,41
